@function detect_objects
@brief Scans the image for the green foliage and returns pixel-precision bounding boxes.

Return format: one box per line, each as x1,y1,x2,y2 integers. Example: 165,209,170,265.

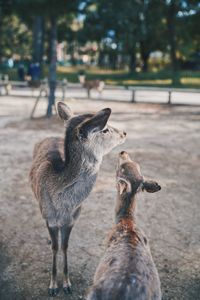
0,0,200,76
81,0,200,71
54,66,200,88
0,14,32,59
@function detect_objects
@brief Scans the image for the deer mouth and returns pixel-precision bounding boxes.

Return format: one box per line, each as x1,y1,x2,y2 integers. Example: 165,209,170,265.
119,131,127,144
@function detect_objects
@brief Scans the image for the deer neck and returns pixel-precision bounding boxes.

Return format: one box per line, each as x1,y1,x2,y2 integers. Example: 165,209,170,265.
115,192,136,224
63,134,101,185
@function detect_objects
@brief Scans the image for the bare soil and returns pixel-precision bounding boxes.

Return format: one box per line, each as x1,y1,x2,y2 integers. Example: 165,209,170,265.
0,98,200,300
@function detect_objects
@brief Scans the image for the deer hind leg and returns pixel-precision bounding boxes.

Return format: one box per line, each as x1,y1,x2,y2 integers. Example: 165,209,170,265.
61,224,73,294
87,88,91,98
46,222,59,297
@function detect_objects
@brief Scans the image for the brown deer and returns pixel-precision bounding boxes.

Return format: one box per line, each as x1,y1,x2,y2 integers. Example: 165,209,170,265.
29,102,126,296
78,74,105,98
87,151,161,300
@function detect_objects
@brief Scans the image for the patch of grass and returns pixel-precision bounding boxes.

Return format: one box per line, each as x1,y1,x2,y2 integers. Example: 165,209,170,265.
0,68,18,80
180,77,200,85
106,79,173,86
1,66,200,89
56,67,200,88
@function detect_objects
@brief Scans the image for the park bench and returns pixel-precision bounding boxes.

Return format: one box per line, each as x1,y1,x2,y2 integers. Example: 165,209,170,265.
65,83,200,105
1,76,199,106
128,86,200,104
0,77,68,117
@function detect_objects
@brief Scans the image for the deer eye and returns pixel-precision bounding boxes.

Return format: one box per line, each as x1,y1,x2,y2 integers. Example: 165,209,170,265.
102,128,109,133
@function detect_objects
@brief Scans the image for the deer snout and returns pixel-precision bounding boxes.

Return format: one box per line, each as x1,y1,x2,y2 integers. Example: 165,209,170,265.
119,151,131,161
118,151,132,166
119,131,127,142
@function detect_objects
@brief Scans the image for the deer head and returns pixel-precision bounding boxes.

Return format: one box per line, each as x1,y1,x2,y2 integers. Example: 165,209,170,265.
116,151,161,196
56,102,127,169
115,151,161,221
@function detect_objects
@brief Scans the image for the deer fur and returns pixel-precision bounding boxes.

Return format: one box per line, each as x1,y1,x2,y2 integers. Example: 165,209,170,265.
87,151,161,300
79,74,105,98
29,102,126,296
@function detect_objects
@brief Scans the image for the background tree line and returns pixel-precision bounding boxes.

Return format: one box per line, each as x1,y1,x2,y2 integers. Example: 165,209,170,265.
81,0,200,72
0,0,199,115
0,0,199,71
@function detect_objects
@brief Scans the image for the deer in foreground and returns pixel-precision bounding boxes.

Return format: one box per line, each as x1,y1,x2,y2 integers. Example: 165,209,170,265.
29,102,126,296
78,74,105,98
87,151,161,300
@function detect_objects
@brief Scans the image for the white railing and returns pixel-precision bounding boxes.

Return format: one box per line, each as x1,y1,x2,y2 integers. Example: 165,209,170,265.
1,78,200,105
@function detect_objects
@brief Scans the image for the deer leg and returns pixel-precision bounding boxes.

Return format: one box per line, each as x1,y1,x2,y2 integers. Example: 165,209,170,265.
87,88,91,98
46,222,59,297
98,89,102,99
60,224,73,294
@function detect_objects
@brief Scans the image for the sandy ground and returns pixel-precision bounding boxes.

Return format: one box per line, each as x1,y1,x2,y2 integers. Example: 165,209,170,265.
0,96,200,300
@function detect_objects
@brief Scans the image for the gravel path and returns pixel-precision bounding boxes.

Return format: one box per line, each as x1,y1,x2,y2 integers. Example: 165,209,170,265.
0,96,200,299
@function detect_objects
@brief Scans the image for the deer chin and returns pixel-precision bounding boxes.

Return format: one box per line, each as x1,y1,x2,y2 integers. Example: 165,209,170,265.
114,134,126,148
119,135,126,145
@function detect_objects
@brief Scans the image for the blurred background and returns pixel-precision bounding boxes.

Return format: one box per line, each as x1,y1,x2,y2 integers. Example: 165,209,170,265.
0,0,199,88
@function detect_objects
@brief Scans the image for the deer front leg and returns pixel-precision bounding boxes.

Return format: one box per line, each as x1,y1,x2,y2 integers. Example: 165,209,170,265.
46,222,59,297
61,224,73,294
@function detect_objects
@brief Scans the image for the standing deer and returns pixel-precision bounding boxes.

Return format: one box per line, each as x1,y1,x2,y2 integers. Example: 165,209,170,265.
29,102,126,296
87,151,161,300
78,74,105,98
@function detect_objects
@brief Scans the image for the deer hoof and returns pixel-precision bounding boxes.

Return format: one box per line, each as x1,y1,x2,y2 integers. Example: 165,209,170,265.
48,287,59,297
63,286,72,294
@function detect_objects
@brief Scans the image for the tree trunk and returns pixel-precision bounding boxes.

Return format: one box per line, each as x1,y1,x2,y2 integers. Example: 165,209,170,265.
140,42,149,72
0,27,2,64
109,51,117,70
129,50,136,73
142,55,149,72
71,41,76,66
167,0,178,73
32,16,44,64
0,12,3,63
47,15,57,117
98,50,104,68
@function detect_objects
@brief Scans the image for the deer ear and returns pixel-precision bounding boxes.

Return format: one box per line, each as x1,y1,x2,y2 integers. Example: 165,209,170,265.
79,108,111,138
117,177,131,195
142,180,161,193
56,101,73,121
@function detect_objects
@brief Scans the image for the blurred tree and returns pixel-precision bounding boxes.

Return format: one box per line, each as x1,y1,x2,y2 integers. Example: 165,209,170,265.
32,16,45,64
165,0,179,72
82,0,167,72
82,0,140,71
138,0,167,72
15,0,80,117
164,0,200,81
0,14,32,62
0,0,13,62
176,0,200,60
82,0,200,73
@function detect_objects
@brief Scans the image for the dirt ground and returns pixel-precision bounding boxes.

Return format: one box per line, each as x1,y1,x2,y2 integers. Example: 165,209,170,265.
0,97,200,300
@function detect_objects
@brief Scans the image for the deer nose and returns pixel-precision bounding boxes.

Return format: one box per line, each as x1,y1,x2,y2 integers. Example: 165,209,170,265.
119,151,132,163
119,151,129,159
123,131,127,136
